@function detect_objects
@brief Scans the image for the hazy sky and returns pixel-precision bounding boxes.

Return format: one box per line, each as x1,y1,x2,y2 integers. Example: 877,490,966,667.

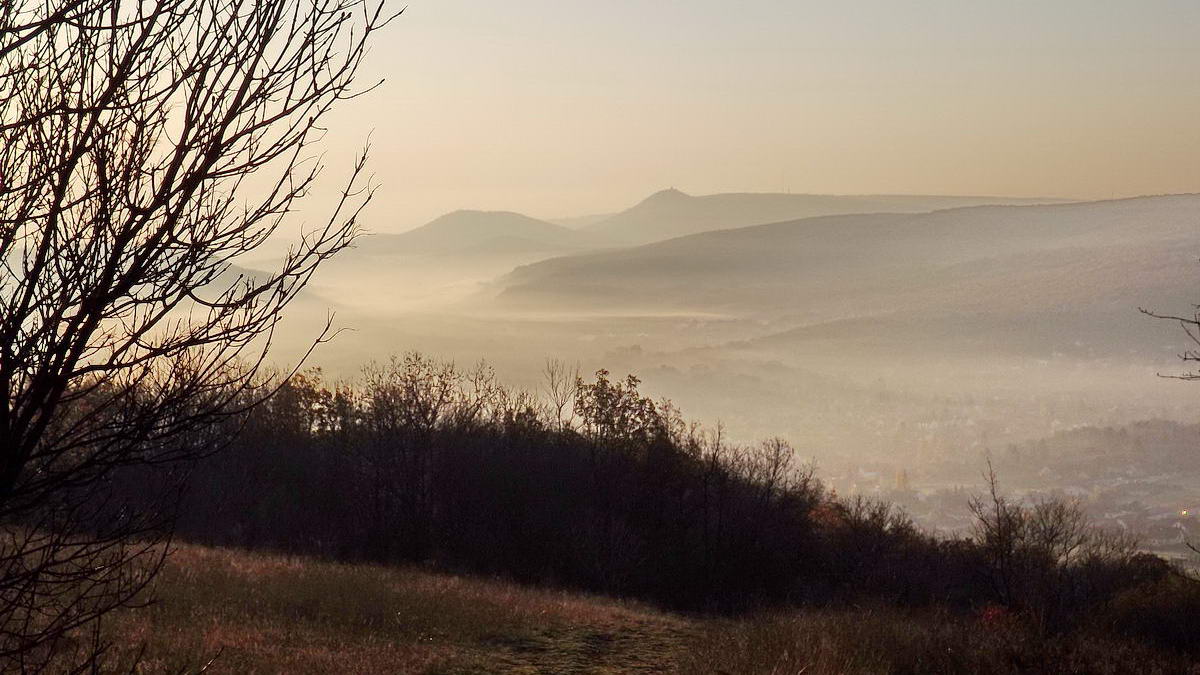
315,0,1200,231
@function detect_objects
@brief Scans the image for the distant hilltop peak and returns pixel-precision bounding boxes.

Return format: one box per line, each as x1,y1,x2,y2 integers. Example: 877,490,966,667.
435,208,520,221
642,187,691,203
375,208,600,256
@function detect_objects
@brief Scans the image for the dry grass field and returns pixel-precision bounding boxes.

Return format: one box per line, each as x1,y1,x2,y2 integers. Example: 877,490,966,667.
102,544,697,674
677,610,1199,675
95,543,1199,674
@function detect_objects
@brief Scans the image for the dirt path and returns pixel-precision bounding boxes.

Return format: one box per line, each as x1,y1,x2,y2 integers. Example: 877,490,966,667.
438,614,701,674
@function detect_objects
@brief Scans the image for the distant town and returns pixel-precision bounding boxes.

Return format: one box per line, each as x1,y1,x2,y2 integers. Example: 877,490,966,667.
823,419,1200,565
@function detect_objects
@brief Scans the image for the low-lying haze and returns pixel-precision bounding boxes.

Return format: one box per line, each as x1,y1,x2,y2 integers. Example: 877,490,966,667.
249,1,1200,543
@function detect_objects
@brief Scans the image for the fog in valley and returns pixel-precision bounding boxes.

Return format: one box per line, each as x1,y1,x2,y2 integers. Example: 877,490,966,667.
14,1,1200,668
245,187,1200,560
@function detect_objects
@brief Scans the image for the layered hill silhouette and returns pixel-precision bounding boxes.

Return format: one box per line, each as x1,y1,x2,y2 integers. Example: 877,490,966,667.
368,209,603,256
303,210,611,312
496,195,1200,358
348,191,1068,258
582,188,1069,245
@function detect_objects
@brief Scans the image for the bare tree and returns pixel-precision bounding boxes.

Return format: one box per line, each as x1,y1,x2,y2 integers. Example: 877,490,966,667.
970,463,1139,629
542,358,579,429
1140,304,1200,379
0,0,395,668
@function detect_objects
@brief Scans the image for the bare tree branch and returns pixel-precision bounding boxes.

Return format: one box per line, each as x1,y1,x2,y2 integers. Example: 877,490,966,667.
0,0,393,669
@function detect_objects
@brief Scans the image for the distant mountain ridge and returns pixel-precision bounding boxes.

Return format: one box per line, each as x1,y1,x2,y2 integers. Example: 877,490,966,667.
367,210,602,256
582,189,1071,245
357,190,1070,256
494,194,1200,358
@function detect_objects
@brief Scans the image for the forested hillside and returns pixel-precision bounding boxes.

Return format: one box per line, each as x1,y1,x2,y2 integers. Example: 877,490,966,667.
98,354,1200,672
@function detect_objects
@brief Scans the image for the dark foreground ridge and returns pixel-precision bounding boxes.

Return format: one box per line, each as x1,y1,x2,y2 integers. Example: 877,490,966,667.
99,353,1200,672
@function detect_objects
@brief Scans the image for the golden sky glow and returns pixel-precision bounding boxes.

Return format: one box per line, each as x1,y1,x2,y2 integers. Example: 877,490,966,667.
317,1,1200,231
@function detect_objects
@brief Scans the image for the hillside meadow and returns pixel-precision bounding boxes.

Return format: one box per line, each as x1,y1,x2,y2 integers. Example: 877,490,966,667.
87,543,1199,674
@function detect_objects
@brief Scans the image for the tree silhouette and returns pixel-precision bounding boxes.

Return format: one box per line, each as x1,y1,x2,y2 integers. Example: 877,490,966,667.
0,0,395,668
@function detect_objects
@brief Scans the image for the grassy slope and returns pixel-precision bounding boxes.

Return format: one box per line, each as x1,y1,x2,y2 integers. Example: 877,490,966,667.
104,544,1197,674
108,544,695,674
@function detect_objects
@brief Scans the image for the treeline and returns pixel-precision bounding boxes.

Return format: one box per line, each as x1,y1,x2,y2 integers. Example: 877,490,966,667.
115,353,1197,648
999,418,1200,474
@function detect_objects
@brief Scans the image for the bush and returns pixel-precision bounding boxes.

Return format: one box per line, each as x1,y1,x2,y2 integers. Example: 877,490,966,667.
1102,572,1200,654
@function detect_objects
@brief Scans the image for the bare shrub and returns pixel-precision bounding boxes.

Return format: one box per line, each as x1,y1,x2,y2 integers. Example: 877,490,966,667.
970,464,1143,629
